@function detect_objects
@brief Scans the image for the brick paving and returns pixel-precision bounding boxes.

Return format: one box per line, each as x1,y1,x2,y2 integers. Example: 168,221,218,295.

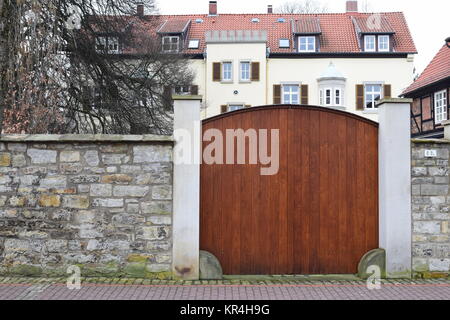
0,277,449,300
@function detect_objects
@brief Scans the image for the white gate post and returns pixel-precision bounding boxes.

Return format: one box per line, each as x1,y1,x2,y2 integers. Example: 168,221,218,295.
172,95,202,280
377,98,413,278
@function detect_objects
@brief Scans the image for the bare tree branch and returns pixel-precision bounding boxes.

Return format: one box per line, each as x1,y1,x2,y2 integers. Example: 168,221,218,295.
0,0,194,134
275,0,329,14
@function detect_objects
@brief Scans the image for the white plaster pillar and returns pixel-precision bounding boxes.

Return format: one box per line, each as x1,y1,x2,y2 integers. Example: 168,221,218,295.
377,98,413,278
172,95,202,280
442,120,450,140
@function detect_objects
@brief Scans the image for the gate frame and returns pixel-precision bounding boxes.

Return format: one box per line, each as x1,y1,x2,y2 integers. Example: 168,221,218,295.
172,96,413,279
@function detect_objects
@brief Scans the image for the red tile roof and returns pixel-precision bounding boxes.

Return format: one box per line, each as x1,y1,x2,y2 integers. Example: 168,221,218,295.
353,15,395,34
158,19,191,34
150,12,416,54
403,44,450,95
293,18,322,34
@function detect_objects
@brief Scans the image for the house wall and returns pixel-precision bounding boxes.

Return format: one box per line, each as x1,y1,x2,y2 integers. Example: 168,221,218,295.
190,49,415,122
268,57,414,122
410,84,450,138
203,42,268,118
0,136,174,278
411,140,450,277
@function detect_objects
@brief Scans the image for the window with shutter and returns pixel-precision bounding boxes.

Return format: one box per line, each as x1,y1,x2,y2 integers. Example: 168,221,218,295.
301,84,309,105
356,85,364,110
251,62,260,81
384,84,392,99
273,85,281,104
213,63,221,82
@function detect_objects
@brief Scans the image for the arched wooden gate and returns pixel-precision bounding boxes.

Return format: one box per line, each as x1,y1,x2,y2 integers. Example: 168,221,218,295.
200,105,379,275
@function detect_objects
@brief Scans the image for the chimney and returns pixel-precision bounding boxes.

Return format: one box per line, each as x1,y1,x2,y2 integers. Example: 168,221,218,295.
137,3,144,17
268,5,273,14
346,0,358,13
209,1,218,16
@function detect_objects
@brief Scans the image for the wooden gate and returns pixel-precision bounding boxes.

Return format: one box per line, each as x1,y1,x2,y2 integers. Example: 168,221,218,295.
200,105,379,275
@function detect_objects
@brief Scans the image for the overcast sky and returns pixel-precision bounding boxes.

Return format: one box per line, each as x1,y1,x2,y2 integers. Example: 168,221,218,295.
156,0,450,75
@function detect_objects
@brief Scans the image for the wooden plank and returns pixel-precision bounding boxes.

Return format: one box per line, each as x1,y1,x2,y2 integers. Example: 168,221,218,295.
200,106,379,275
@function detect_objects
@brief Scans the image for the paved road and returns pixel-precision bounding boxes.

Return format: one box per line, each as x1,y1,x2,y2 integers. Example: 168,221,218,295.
0,278,449,300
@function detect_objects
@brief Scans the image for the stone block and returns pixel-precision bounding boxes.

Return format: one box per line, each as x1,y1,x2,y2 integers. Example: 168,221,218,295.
141,201,172,215
60,151,80,162
40,176,67,189
421,185,449,196
0,153,11,167
113,186,149,197
152,186,173,200
90,184,113,197
413,221,441,234
38,195,61,208
147,216,172,225
102,154,127,165
101,174,133,184
83,150,99,166
63,195,90,209
27,149,57,164
92,198,124,208
141,226,170,241
133,146,172,163
12,154,26,167
429,259,450,272
199,250,223,280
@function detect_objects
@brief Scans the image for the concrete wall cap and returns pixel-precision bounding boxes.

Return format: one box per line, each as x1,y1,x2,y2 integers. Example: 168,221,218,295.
0,134,174,143
376,98,413,106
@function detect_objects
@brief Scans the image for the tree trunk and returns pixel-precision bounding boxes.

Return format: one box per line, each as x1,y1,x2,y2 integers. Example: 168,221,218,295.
0,0,6,134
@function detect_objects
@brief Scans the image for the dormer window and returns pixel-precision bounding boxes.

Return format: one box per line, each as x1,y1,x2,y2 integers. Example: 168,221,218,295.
378,35,390,52
96,36,119,54
364,35,376,52
162,36,180,53
299,36,316,52
363,35,391,52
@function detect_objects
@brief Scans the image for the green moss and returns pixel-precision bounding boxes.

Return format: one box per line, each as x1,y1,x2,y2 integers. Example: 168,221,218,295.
145,271,172,280
9,265,43,277
123,263,147,278
421,272,449,279
127,254,150,263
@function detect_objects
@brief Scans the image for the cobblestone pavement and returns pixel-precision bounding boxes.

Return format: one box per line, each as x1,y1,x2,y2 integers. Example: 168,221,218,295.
0,277,449,300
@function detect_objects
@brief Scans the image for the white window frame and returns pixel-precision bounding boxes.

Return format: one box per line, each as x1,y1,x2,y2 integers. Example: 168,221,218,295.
162,36,180,53
364,83,383,109
240,61,251,82
96,36,119,54
378,35,390,52
298,36,316,53
319,87,344,107
282,84,300,104
364,35,376,52
335,88,342,106
279,39,290,48
188,39,200,49
324,88,333,106
222,61,233,82
228,104,245,112
434,90,448,124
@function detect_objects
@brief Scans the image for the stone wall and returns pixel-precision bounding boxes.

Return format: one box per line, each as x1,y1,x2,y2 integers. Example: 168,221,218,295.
412,140,450,277
0,135,174,278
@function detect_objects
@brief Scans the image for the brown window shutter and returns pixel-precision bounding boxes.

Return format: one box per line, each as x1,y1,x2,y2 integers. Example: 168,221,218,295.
384,84,392,99
251,62,260,81
273,85,281,104
301,84,309,105
190,85,199,95
356,84,365,110
221,105,228,113
213,62,221,82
